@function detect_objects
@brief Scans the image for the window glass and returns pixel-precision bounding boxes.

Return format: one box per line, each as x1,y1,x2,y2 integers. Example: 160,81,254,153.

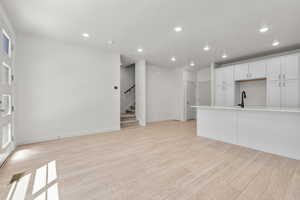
2,30,11,56
2,123,11,148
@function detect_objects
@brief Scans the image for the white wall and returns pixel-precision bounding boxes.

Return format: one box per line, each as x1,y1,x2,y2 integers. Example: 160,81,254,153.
135,60,146,126
210,63,216,105
120,65,135,113
183,70,197,82
146,65,179,122
197,67,210,82
15,34,121,145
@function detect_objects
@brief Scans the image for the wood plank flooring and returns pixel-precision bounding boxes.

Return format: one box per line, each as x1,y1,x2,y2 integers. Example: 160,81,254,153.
0,120,299,200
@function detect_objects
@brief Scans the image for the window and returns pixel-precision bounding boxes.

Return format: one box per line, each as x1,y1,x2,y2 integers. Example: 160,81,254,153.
1,62,12,86
2,123,11,148
2,29,11,57
1,94,12,116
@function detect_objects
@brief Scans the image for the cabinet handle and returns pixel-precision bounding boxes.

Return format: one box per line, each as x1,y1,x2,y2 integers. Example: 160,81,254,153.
278,82,281,87
283,74,286,80
279,74,281,80
283,82,286,87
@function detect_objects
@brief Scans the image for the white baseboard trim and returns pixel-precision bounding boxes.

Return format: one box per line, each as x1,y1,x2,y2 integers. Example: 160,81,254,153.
146,118,177,123
16,126,121,146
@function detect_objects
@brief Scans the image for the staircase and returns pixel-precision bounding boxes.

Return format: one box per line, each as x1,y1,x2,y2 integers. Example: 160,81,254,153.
121,105,138,128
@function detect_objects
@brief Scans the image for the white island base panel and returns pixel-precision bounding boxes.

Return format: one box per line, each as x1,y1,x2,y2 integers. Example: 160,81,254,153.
196,108,300,160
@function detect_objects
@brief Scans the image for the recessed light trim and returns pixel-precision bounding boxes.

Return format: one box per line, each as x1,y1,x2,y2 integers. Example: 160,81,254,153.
259,27,269,33
82,33,90,38
107,40,114,45
222,54,228,59
203,45,210,51
171,57,176,62
137,48,143,53
190,61,195,67
174,26,183,32
272,40,280,46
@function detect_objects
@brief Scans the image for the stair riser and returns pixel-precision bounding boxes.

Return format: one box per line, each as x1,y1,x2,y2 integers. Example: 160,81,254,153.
121,117,136,121
121,122,139,128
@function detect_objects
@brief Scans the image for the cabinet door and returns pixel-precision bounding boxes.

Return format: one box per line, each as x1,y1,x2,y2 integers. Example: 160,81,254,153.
267,80,281,107
215,66,234,85
281,80,299,107
215,85,225,106
224,66,234,85
215,68,225,86
266,58,281,81
281,55,299,80
224,85,235,106
235,64,249,80
249,61,266,79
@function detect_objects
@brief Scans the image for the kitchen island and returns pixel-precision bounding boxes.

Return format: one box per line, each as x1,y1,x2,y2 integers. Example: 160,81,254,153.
193,106,300,160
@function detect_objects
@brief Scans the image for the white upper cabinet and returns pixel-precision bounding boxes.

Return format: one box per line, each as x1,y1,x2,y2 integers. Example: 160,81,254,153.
224,85,235,106
267,79,299,107
235,62,266,81
281,54,299,80
215,85,225,105
249,61,266,79
281,80,299,107
234,64,249,80
215,68,225,86
215,66,235,106
267,80,281,107
215,66,234,86
215,85,235,106
223,66,234,85
218,53,299,107
266,57,281,81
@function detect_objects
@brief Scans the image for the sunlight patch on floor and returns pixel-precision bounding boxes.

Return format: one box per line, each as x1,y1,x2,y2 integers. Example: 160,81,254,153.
6,160,59,200
10,149,37,162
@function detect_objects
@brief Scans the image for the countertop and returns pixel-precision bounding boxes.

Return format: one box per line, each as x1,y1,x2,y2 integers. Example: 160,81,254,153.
191,105,300,113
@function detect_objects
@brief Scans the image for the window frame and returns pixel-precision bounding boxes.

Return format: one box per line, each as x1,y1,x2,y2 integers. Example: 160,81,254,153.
2,123,12,149
2,62,12,86
2,28,12,58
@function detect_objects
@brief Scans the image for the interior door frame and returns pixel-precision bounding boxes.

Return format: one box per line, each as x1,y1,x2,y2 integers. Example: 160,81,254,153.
184,80,196,121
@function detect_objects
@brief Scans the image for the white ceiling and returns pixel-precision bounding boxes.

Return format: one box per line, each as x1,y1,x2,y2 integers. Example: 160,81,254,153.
2,0,300,68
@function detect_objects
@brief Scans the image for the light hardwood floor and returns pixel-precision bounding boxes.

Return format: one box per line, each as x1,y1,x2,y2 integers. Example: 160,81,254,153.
0,120,300,200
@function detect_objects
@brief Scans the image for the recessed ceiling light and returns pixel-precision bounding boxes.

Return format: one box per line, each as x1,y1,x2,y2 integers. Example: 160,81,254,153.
107,40,114,45
203,45,210,51
137,48,143,53
272,40,280,46
222,54,228,59
171,57,176,62
174,26,183,32
259,27,269,33
190,61,195,67
82,33,90,38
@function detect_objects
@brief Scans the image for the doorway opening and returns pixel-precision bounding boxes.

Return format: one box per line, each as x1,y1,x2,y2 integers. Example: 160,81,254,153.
120,56,138,128
186,81,196,120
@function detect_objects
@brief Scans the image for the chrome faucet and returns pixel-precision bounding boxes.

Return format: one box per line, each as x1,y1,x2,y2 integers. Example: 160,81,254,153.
238,91,247,108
